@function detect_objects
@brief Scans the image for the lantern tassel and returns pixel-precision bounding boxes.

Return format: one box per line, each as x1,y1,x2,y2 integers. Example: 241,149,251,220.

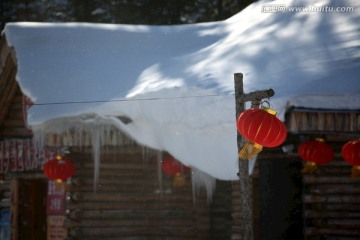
173,173,187,187
301,162,318,174
238,142,263,160
55,179,65,191
351,166,360,178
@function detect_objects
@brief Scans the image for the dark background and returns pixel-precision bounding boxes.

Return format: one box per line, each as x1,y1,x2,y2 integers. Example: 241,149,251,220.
1,0,256,31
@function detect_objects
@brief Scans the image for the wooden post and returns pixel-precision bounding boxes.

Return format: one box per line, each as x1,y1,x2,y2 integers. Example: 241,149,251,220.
234,73,274,240
10,178,19,240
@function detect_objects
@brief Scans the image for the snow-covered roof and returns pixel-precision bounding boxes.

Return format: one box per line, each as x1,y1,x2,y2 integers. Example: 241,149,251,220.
2,0,360,180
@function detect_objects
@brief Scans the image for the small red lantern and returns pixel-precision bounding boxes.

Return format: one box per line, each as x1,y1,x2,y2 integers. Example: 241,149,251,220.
162,155,191,187
162,155,190,176
342,140,360,177
237,107,287,159
298,138,334,173
43,155,76,182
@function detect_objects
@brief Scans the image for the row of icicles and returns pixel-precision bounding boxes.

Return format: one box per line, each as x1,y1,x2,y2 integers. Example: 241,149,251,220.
42,106,358,183
236,106,360,177
43,153,190,187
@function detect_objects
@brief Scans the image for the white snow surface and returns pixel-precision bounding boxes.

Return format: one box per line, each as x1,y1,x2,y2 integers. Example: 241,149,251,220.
3,0,360,180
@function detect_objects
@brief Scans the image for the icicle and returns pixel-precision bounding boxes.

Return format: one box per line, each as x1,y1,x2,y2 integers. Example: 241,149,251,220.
192,168,216,204
156,151,163,195
91,125,101,192
102,125,107,155
142,146,150,167
32,125,45,169
78,125,84,151
142,146,146,168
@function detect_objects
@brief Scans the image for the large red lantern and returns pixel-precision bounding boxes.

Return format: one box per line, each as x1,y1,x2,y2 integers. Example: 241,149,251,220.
43,155,76,182
237,107,287,159
342,140,360,177
298,138,334,173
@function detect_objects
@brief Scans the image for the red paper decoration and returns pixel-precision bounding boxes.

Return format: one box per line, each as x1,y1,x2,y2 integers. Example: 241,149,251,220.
161,155,190,176
342,140,360,177
342,140,360,166
236,107,287,159
43,156,76,182
237,108,287,148
298,138,334,173
298,139,334,164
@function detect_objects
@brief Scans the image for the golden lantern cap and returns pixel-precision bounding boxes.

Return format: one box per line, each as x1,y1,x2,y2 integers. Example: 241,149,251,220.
261,106,277,115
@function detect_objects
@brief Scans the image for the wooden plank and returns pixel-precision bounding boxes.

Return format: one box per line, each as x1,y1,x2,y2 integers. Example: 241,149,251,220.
71,176,167,186
305,210,360,219
2,119,27,128
74,168,166,177
67,237,205,240
66,200,208,211
68,183,191,193
286,110,360,133
307,184,360,194
323,203,360,212
303,175,360,184
0,56,18,126
304,194,360,204
0,127,32,138
64,218,197,228
326,219,360,228
69,226,209,238
68,209,196,220
10,178,19,240
305,227,360,237
70,192,194,202
76,161,160,169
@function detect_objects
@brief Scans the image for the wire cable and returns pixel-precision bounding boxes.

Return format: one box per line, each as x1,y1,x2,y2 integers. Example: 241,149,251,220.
32,93,235,106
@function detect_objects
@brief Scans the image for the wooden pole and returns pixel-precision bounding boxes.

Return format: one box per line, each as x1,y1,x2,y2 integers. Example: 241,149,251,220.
234,73,274,240
10,178,19,240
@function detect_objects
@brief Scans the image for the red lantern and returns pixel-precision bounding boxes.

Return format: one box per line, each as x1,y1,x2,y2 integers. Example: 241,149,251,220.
162,155,191,187
342,140,360,177
298,138,334,173
43,155,76,182
161,155,190,176
237,107,287,159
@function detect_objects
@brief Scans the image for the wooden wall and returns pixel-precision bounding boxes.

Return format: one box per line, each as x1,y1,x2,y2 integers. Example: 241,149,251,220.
286,108,360,133
0,178,11,209
302,137,360,240
210,180,232,240
0,36,32,139
286,109,360,240
64,146,233,240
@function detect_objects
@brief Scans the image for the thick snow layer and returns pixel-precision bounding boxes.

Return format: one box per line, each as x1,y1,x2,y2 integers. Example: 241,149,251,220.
3,0,360,180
